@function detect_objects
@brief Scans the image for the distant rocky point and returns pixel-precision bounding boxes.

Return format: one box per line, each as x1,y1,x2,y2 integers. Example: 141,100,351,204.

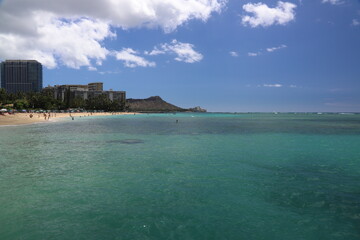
126,96,185,112
188,106,207,112
126,96,206,112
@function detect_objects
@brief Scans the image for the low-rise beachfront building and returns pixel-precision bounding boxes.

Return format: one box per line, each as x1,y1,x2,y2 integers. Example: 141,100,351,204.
52,82,126,106
54,84,89,102
88,82,103,91
107,91,126,103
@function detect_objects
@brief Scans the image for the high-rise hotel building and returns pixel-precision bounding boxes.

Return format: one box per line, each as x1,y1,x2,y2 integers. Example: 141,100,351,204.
0,60,42,93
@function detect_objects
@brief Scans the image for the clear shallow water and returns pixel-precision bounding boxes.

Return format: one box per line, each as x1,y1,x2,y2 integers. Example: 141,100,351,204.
1,113,360,239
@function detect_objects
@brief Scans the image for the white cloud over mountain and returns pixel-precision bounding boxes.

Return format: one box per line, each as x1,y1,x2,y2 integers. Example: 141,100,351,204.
160,40,203,63
0,0,225,69
248,52,260,57
229,51,238,57
352,19,360,26
242,1,297,27
267,44,287,52
147,40,203,63
114,48,156,68
322,0,343,5
247,44,287,57
263,84,283,88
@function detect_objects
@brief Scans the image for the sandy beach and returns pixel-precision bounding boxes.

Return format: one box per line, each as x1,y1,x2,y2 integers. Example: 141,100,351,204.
0,112,138,126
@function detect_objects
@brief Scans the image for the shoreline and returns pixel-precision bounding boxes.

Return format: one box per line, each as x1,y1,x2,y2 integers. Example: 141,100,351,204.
0,112,139,126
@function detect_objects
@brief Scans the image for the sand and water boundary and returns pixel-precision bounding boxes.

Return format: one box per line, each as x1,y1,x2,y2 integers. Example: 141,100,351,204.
0,112,139,126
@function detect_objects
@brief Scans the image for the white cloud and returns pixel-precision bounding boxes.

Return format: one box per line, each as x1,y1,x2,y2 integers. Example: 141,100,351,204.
248,52,260,57
229,51,239,57
266,44,287,52
0,14,113,69
263,84,283,87
0,0,225,69
255,84,297,88
248,44,287,57
98,70,121,75
149,39,203,63
322,0,343,5
145,48,166,56
113,48,155,68
162,40,203,63
0,0,225,33
242,1,297,28
352,19,360,26
88,66,98,71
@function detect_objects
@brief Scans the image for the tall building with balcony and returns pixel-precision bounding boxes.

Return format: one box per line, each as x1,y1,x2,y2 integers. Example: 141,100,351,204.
0,60,42,93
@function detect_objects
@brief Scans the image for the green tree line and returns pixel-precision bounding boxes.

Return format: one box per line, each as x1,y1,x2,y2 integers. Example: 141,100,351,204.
0,88,126,111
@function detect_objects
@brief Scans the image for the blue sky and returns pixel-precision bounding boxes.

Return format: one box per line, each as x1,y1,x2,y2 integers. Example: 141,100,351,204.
0,0,359,112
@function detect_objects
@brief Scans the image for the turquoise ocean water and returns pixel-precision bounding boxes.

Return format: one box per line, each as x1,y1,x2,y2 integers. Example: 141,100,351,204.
1,113,360,239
